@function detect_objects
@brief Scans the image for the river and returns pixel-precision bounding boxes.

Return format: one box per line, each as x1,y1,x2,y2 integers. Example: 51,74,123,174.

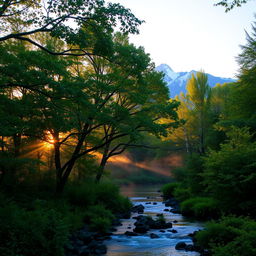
105,184,203,256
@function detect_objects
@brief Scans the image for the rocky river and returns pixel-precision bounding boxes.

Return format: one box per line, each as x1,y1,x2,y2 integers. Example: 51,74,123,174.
105,185,203,256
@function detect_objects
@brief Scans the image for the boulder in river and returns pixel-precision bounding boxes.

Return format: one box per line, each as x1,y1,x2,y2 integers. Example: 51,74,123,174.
133,224,149,233
185,244,196,251
131,204,145,213
175,241,187,250
124,231,138,236
164,198,178,207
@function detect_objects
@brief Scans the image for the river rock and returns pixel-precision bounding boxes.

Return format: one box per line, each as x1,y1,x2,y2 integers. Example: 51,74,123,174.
124,231,138,236
94,244,107,255
131,204,145,213
170,208,181,214
164,198,178,207
78,245,90,256
133,223,150,233
185,244,196,251
175,242,187,250
201,249,211,256
77,230,95,244
150,233,160,239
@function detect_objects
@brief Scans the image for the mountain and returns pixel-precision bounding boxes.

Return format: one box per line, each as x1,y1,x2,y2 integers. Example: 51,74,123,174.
155,64,235,98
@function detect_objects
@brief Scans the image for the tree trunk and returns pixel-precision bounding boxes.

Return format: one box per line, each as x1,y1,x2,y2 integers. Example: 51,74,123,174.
13,133,21,157
95,157,108,183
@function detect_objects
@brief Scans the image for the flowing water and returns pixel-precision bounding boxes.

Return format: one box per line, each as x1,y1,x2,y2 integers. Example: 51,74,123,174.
105,185,203,256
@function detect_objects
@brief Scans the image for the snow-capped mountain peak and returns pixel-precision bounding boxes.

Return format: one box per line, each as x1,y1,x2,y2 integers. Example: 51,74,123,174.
155,64,235,98
155,64,179,81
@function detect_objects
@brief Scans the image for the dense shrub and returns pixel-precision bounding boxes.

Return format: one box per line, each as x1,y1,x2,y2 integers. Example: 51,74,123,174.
173,186,191,201
83,205,114,232
0,202,69,256
195,216,256,256
202,127,256,216
180,197,220,219
65,182,96,207
66,182,132,214
65,182,131,231
161,182,179,198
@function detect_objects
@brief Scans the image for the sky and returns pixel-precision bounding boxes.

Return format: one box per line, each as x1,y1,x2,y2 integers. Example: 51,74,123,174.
110,0,256,78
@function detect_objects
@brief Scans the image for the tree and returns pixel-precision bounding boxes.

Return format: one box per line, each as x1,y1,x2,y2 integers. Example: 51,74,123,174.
215,0,251,11
186,72,211,154
94,70,180,183
202,126,256,215
50,40,179,192
217,18,256,131
0,0,142,57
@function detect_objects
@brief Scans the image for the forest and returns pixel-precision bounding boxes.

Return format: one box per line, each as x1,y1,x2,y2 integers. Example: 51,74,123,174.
0,0,256,256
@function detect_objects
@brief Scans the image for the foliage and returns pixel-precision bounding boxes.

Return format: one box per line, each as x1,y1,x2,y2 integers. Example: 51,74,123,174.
180,197,220,219
173,186,192,202
65,182,97,207
65,181,132,214
0,0,143,57
171,154,205,197
84,205,114,233
0,202,69,256
195,216,256,256
215,0,251,11
0,31,179,193
169,71,212,154
202,126,256,215
161,182,179,198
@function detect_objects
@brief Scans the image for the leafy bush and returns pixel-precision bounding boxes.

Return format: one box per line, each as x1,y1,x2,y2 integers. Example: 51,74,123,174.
161,182,179,198
195,216,256,256
65,182,131,214
65,182,96,207
202,127,256,215
173,186,191,201
180,197,220,219
94,182,132,213
0,202,69,256
90,217,112,233
83,205,114,232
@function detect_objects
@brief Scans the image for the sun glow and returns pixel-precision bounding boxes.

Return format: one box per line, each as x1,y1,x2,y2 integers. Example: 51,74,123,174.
93,152,183,177
44,132,55,149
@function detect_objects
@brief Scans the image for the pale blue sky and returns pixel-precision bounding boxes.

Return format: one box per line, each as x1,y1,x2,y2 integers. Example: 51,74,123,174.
111,0,255,78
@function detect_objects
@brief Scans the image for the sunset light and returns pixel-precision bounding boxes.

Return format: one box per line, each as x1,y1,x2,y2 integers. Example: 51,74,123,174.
1,0,255,255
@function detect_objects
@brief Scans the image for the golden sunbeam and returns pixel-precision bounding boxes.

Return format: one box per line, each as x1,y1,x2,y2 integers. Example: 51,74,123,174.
44,132,55,149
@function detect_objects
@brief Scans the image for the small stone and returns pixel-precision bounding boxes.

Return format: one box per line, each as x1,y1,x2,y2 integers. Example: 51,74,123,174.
124,231,138,236
150,233,160,239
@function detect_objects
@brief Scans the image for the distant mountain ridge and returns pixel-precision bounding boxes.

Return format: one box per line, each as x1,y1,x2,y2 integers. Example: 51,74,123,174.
155,64,235,98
